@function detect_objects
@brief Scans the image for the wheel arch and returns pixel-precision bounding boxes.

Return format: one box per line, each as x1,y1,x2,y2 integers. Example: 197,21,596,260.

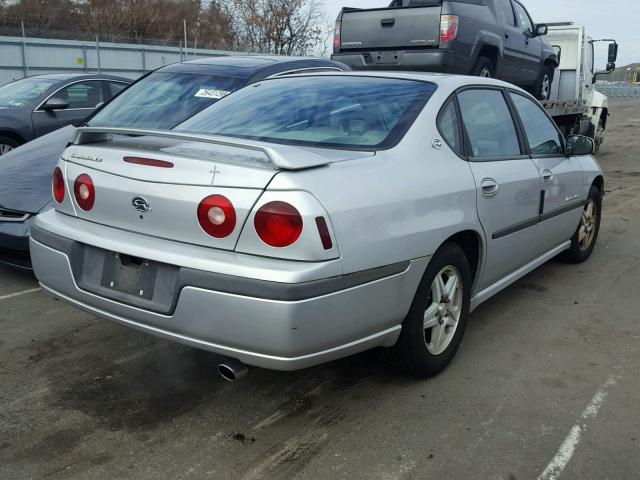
592,175,604,196
0,130,26,146
474,44,500,75
441,229,484,290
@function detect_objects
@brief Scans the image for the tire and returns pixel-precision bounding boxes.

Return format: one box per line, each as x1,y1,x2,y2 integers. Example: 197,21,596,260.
470,56,494,78
0,136,20,156
534,64,554,101
587,122,605,154
388,242,472,378
559,185,602,264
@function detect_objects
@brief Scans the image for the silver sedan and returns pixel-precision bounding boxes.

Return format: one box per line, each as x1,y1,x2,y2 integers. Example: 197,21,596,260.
30,72,603,379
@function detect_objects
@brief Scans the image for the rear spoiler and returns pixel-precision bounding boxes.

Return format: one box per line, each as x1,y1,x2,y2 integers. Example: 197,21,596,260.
72,127,331,171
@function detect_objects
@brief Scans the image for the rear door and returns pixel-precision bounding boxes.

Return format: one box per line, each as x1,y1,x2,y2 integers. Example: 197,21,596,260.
339,3,442,55
457,88,542,290
32,80,103,137
508,91,583,253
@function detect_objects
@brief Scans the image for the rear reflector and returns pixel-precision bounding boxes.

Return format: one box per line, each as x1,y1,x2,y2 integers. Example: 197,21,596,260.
73,174,95,211
315,217,333,250
124,156,174,168
52,167,65,203
197,194,236,238
440,15,459,44
254,201,303,248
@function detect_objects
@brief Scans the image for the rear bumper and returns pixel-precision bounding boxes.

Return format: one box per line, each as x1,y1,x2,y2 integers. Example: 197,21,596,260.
331,49,460,73
0,215,35,268
30,223,428,371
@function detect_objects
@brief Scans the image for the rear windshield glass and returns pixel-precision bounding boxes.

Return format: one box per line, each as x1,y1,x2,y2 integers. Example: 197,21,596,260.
0,77,58,108
88,72,243,130
177,76,436,150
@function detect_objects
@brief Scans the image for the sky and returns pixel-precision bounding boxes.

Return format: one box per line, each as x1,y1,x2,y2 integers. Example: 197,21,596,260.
322,0,640,67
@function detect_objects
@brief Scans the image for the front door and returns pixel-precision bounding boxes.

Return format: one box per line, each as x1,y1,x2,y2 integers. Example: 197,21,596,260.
32,80,103,137
457,88,543,290
513,1,542,85
507,91,584,253
497,0,526,82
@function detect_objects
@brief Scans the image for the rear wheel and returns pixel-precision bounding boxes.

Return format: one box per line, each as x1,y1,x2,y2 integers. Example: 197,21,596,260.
0,136,19,156
534,65,554,100
559,185,602,263
388,243,471,378
471,56,494,78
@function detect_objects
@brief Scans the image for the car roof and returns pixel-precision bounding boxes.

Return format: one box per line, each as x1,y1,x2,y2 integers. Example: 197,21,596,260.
157,55,348,80
22,73,131,82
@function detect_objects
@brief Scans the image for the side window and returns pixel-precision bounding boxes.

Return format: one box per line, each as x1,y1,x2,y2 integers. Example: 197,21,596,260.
49,81,103,109
107,81,128,99
509,92,563,155
513,2,534,35
498,0,517,27
457,89,521,158
437,99,461,154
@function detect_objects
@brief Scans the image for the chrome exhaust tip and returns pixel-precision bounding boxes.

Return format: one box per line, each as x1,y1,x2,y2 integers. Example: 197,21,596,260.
217,358,248,382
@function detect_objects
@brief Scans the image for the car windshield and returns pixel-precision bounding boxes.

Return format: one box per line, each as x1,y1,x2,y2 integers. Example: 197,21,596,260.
88,72,243,129
0,77,58,108
176,76,436,150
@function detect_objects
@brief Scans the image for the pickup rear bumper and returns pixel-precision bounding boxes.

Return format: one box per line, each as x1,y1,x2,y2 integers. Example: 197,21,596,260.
331,49,461,73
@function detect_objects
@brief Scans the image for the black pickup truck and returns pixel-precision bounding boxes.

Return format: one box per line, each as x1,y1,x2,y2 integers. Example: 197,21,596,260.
331,0,558,99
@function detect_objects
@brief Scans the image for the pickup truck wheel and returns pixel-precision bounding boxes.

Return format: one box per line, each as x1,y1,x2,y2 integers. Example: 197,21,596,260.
0,136,19,156
559,185,602,264
534,65,554,100
470,56,494,78
388,243,471,378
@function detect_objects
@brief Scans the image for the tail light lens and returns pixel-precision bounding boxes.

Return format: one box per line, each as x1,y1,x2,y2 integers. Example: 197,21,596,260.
254,201,303,248
197,194,236,238
333,21,341,52
52,167,65,203
73,174,95,211
440,15,459,44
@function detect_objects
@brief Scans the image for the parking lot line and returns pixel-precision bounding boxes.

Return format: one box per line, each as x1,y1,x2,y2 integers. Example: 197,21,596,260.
537,369,622,480
0,287,40,302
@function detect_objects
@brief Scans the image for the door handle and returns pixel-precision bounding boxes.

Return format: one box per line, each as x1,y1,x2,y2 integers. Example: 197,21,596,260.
481,178,499,196
381,18,395,27
542,169,554,183
505,31,509,39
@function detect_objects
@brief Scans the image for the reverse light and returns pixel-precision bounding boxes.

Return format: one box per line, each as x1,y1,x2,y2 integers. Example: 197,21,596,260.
254,201,303,248
333,21,341,52
440,15,459,44
73,174,95,211
197,194,236,238
52,167,65,203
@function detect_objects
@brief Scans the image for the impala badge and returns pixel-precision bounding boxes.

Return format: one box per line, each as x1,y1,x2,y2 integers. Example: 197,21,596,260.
132,196,151,213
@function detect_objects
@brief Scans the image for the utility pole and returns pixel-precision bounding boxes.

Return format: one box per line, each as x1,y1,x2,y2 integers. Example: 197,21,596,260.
183,19,188,60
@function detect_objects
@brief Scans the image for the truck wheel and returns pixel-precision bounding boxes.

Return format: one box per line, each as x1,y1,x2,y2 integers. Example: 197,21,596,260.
470,56,494,78
587,123,605,154
0,136,20,156
387,242,471,378
534,65,554,100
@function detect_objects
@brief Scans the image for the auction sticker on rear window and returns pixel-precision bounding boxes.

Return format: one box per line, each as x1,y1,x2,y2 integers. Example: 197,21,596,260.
195,88,230,99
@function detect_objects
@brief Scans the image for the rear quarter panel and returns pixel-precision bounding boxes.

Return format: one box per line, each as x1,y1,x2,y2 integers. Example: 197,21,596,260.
267,84,482,275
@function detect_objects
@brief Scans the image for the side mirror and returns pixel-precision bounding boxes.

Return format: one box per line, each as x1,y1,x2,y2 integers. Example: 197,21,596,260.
41,97,69,111
566,135,595,156
608,42,619,63
535,24,548,36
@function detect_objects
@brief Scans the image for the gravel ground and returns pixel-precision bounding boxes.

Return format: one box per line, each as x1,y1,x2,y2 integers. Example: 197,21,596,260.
1,99,639,480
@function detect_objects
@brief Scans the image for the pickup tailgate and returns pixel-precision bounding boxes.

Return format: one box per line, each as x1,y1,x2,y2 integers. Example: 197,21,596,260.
340,4,442,50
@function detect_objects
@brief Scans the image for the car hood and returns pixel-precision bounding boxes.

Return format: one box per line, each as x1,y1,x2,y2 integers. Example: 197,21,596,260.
0,125,76,213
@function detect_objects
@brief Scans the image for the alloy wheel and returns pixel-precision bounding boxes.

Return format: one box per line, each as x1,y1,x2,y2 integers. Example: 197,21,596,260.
479,67,492,78
541,74,551,100
0,143,13,156
578,199,597,251
423,265,463,355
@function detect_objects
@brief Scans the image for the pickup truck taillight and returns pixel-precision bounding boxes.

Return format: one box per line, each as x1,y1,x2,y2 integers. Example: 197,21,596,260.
440,15,459,44
333,21,341,52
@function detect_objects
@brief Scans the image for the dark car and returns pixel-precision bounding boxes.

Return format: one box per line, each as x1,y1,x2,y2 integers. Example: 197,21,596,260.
331,0,558,100
0,73,131,155
0,56,349,268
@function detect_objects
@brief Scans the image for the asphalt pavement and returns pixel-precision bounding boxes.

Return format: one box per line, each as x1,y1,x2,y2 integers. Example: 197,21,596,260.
1,99,639,480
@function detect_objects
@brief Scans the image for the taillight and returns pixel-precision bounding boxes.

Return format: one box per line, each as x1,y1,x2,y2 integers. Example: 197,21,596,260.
73,174,95,211
440,15,459,44
52,167,65,203
254,201,303,248
123,156,174,168
333,21,341,52
197,194,236,238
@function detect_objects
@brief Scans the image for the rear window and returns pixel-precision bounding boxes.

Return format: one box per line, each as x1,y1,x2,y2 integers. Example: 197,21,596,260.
177,76,436,150
88,72,243,130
